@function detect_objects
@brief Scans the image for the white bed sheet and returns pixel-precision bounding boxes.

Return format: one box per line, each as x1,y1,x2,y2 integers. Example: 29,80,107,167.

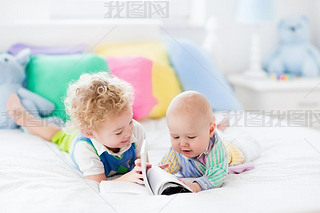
1,114,320,213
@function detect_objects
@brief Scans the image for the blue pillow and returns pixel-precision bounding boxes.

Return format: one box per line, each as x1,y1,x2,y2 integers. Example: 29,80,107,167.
165,38,242,111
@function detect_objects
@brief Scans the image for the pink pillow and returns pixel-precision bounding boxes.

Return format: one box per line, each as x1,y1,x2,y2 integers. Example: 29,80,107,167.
107,57,157,120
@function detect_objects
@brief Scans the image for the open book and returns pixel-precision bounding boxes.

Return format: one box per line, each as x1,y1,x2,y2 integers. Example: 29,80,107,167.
100,140,192,195
140,140,192,195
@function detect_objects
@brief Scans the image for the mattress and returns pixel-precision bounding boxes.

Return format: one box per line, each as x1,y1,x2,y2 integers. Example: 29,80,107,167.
1,113,320,213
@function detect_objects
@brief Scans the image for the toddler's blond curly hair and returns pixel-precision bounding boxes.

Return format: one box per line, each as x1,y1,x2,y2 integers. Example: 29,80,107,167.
64,72,134,131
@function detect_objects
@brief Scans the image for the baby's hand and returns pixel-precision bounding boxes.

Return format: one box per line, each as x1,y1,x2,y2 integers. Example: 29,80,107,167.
217,116,230,132
183,182,202,193
159,164,169,170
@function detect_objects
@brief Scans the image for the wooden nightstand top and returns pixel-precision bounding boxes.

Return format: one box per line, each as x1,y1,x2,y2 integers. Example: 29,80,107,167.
227,74,320,92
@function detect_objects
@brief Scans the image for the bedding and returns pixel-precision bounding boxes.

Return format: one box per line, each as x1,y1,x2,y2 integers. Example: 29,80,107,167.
165,38,242,111
1,113,320,213
148,62,182,118
94,42,171,65
95,41,182,118
107,56,157,120
26,53,108,121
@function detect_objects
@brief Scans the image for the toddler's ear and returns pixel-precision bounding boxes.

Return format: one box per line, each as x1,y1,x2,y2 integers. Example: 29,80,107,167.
81,129,94,138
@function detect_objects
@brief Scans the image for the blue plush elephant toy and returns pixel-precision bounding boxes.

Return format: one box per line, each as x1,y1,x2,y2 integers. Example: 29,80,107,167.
0,49,59,129
264,15,320,77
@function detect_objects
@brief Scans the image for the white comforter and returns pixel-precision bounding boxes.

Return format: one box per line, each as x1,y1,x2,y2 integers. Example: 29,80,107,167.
1,115,320,213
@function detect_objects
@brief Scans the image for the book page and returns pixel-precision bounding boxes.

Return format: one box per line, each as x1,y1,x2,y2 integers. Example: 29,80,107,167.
140,140,154,195
141,140,192,195
147,166,192,195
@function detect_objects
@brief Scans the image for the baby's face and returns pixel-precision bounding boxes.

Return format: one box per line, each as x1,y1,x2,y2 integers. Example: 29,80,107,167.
92,107,134,151
167,112,214,158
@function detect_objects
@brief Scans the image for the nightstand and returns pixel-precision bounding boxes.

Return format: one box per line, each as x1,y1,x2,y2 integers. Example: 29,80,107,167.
228,74,320,111
227,74,320,128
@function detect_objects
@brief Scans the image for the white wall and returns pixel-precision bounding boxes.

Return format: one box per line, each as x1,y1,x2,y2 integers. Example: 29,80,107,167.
1,0,319,75
0,0,50,22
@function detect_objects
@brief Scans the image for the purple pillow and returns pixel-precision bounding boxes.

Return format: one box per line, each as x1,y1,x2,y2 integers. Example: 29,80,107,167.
8,43,87,56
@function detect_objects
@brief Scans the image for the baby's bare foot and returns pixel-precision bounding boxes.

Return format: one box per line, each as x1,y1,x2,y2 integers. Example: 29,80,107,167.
6,93,27,126
217,116,230,132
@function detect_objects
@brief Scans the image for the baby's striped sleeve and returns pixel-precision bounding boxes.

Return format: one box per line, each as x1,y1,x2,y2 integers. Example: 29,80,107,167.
159,147,180,174
194,137,228,190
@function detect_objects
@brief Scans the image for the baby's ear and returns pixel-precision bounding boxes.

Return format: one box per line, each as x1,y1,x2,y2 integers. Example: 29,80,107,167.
81,129,94,138
209,122,216,137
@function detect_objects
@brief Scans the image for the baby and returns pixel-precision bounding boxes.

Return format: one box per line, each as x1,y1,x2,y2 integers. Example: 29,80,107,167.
6,72,149,184
160,91,260,192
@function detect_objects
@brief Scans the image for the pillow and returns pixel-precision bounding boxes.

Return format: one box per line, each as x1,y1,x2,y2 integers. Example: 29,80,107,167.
148,62,182,118
107,57,157,120
8,43,87,56
95,41,182,118
26,53,108,121
165,38,242,111
95,42,170,66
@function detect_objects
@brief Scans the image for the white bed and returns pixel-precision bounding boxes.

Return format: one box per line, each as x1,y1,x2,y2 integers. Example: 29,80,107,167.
1,113,320,213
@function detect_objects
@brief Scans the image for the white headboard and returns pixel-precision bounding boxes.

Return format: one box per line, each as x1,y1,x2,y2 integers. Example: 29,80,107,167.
0,19,162,51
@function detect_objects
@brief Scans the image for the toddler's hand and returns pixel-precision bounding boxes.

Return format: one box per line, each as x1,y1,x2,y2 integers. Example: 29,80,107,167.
135,158,152,172
118,161,144,185
134,159,152,169
116,159,151,185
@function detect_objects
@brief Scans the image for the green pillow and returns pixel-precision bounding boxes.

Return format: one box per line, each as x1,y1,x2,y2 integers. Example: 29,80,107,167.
26,53,109,121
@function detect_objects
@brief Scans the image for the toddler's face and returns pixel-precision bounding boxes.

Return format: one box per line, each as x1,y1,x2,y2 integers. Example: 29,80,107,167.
167,112,214,158
92,107,134,151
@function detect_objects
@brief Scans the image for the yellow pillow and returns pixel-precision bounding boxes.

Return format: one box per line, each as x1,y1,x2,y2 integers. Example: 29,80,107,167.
94,42,170,66
148,63,182,118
